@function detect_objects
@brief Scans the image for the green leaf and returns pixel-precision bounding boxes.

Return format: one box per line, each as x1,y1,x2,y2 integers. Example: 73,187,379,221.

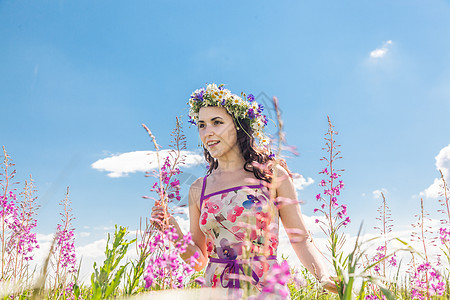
379,285,395,300
73,283,80,299
105,264,128,298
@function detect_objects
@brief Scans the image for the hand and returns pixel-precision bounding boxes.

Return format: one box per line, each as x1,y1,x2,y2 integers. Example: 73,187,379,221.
151,204,178,231
319,276,339,294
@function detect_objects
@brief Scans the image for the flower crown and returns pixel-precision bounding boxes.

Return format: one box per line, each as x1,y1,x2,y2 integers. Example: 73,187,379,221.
187,83,269,145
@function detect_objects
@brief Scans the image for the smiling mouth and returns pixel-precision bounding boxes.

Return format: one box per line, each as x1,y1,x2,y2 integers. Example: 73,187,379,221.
207,141,220,148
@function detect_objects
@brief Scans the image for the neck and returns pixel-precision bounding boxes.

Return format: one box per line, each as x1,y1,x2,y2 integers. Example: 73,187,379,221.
215,148,246,174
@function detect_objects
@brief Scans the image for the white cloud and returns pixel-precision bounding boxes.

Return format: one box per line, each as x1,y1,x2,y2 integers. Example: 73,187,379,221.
370,40,392,59
292,173,314,191
421,144,450,199
91,150,204,178
93,225,115,231
372,188,388,199
76,239,107,259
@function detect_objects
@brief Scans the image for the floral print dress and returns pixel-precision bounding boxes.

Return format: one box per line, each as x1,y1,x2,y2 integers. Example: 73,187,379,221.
199,175,290,298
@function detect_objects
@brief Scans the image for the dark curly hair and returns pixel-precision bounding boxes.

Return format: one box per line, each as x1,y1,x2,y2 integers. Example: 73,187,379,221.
203,115,292,183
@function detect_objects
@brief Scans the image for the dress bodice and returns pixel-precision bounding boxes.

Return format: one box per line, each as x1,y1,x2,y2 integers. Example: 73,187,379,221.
198,175,286,297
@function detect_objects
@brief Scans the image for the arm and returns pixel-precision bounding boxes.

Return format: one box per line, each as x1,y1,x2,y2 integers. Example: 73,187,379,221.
151,177,208,271
275,165,337,292
178,178,208,271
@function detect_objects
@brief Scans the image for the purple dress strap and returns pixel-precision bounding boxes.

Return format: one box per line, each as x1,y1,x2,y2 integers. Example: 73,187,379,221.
199,175,208,210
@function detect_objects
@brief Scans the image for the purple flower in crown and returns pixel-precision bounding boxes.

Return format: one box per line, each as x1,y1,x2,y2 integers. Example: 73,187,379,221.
188,115,196,125
263,114,268,126
192,89,205,101
248,108,256,119
257,103,264,113
247,94,255,102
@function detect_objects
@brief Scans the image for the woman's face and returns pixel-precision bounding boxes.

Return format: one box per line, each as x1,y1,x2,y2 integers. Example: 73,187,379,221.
198,106,239,159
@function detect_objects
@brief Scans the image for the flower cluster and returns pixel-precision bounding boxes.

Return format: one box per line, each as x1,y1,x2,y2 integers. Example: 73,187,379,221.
255,260,291,299
313,117,349,228
55,224,77,273
440,227,450,244
50,188,77,299
1,191,40,262
372,246,396,273
150,157,181,202
1,149,41,288
187,83,269,145
314,168,349,226
144,227,199,289
410,262,445,299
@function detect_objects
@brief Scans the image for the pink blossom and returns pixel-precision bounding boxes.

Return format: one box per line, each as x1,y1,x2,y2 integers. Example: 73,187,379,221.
341,204,347,215
259,260,290,298
207,201,223,214
319,168,328,174
227,205,244,223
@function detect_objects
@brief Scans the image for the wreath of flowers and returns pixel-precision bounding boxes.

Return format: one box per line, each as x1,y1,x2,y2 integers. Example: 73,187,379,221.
187,83,269,145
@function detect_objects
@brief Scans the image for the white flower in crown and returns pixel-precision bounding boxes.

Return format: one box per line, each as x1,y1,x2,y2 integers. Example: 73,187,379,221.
187,83,269,145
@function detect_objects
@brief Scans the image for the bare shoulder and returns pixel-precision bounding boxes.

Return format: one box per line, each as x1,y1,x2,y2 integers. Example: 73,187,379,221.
274,164,292,181
189,177,204,208
273,164,296,196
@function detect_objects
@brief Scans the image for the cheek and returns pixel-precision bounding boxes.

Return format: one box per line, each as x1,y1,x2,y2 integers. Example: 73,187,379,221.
198,131,206,142
222,126,237,144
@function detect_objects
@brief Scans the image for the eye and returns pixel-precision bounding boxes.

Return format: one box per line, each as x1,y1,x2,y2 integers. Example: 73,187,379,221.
198,123,205,129
214,120,223,125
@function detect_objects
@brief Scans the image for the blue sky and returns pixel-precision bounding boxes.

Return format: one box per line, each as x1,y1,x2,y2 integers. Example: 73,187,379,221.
1,0,450,281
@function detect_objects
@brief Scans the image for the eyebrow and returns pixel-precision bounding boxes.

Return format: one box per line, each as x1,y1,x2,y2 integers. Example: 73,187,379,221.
197,117,224,123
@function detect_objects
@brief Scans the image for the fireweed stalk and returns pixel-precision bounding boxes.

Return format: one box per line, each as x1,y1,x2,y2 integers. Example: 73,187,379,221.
313,116,349,295
142,118,199,290
0,147,40,288
364,192,397,299
1,146,18,279
410,198,444,299
142,117,185,230
372,192,396,278
49,187,77,299
437,170,450,266
10,175,40,284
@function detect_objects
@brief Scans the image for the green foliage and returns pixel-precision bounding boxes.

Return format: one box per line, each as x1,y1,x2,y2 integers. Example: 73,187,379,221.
123,253,148,295
90,225,136,300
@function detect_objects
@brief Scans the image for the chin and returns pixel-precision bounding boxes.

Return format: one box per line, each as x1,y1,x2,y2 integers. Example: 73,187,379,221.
209,150,222,159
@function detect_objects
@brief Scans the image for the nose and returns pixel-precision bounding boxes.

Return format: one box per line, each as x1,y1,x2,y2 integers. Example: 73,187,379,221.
204,125,214,137
200,125,214,143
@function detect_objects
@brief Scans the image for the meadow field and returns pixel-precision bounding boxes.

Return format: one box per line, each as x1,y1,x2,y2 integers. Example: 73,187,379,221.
1,112,449,300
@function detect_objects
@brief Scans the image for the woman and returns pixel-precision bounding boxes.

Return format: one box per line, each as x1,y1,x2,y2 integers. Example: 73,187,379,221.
152,84,337,298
